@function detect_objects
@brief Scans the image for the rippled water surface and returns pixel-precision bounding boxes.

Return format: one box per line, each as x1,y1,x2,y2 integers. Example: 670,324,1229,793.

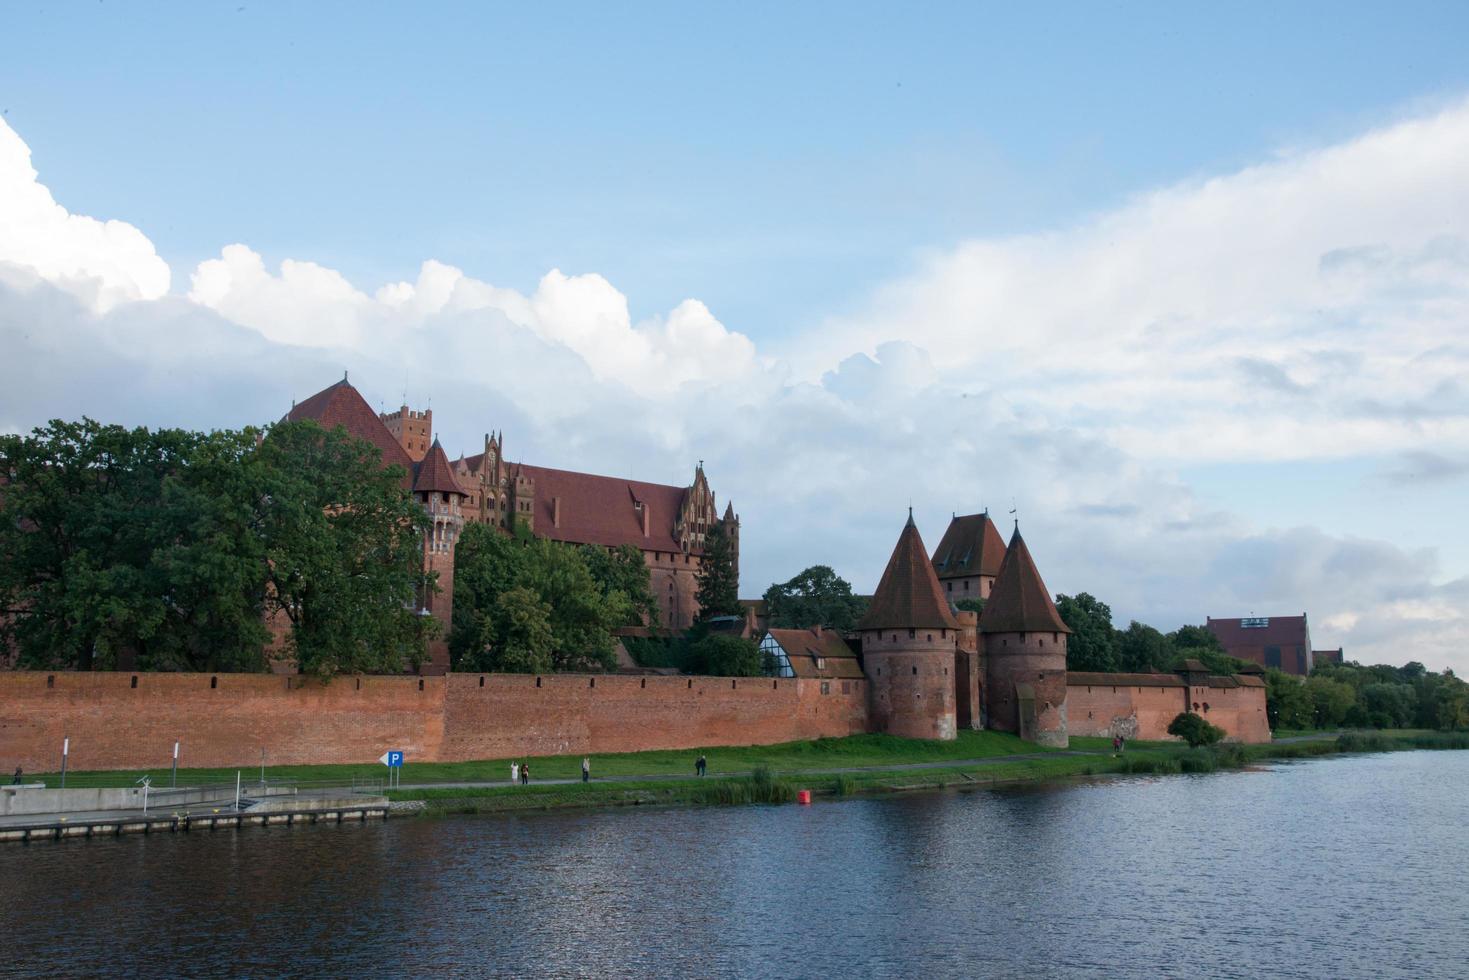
4,750,1467,978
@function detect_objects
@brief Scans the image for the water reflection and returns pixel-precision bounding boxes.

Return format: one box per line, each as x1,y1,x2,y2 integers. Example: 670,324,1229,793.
3,751,1466,978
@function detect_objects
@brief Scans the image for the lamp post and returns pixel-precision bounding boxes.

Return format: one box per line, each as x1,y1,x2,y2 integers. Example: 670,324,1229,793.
171,741,179,788
60,737,69,789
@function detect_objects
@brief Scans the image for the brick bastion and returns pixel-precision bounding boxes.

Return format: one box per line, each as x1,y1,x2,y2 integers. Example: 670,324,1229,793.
0,671,869,773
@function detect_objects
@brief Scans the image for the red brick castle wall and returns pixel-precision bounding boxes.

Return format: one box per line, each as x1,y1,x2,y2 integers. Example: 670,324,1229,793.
0,671,869,773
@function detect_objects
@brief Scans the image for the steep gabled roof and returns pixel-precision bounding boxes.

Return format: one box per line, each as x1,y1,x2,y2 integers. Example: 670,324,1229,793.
859,513,960,631
412,439,467,496
931,512,1007,580
285,378,414,473
517,464,692,553
764,627,864,679
980,526,1070,634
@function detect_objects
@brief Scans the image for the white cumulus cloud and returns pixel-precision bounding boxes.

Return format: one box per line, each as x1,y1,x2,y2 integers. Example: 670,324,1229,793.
0,119,170,310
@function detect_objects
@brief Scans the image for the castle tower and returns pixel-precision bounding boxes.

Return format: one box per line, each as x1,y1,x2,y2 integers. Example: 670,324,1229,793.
859,512,960,741
722,499,740,583
509,463,536,533
980,525,1070,747
380,404,433,463
413,438,467,674
931,511,1007,602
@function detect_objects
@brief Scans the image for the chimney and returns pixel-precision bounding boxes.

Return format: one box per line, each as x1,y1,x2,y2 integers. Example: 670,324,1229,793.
641,502,650,537
552,496,561,528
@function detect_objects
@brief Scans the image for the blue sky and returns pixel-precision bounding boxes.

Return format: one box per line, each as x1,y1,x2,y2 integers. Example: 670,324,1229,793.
3,2,1469,670
8,1,1469,332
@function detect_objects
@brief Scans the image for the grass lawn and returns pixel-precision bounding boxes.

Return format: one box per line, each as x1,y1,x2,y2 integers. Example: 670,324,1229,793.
28,729,1050,789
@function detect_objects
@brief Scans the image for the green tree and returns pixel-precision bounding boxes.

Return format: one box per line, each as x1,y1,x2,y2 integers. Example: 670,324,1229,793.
1055,593,1120,672
954,597,986,614
0,419,270,672
1303,675,1355,729
1166,624,1245,675
581,543,659,628
763,564,868,631
694,518,741,622
255,420,433,677
1117,621,1174,673
1265,669,1314,730
1167,711,1225,747
687,634,764,677
491,587,555,673
450,523,625,673
450,521,529,670
520,538,627,671
1361,682,1416,729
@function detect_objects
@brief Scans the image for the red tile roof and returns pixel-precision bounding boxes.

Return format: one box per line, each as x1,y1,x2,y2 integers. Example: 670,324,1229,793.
517,464,692,553
859,513,960,631
764,627,865,679
980,526,1070,634
285,379,415,481
931,512,1007,580
412,440,467,496
1066,671,1184,689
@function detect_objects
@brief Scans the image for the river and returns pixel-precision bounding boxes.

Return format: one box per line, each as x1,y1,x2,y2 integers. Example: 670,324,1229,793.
3,750,1466,978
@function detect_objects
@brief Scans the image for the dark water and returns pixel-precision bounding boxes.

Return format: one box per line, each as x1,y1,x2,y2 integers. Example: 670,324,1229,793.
3,751,1467,979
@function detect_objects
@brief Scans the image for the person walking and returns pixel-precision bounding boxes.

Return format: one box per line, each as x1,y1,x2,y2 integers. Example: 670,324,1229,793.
582,757,590,783
520,762,530,785
511,761,519,784
11,765,21,785
695,755,707,777
1118,735,1127,754
1112,735,1121,755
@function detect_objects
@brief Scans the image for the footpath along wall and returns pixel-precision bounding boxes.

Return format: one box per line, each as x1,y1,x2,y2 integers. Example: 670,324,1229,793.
0,671,870,773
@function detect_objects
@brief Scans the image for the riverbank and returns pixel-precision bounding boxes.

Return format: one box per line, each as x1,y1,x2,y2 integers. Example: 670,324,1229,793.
21,729,1466,822
386,729,1469,817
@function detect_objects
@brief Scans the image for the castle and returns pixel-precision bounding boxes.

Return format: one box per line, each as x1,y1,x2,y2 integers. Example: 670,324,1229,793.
851,512,1269,746
284,377,738,671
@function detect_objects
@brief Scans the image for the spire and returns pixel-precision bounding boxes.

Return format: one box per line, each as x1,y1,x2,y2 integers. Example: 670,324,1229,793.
412,440,467,496
723,500,735,522
859,514,959,631
980,526,1069,634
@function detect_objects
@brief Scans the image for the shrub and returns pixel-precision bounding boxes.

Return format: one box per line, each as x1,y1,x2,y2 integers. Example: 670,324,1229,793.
1167,712,1226,748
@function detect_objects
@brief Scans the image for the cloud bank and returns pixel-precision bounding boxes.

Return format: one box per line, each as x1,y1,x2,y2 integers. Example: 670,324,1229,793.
1,103,1467,672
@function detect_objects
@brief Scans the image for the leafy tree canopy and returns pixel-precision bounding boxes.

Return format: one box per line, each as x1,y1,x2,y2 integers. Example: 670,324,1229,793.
1056,593,1120,672
1167,711,1225,747
763,564,868,631
450,523,630,673
694,518,741,623
1,417,436,677
581,543,659,629
686,634,765,677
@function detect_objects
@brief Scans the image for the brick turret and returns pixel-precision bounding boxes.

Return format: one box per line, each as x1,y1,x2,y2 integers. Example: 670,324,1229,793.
413,438,467,674
980,525,1070,747
859,511,960,740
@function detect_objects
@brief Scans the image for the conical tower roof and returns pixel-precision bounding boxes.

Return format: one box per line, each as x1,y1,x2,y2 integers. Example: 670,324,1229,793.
859,512,960,631
412,439,467,496
979,526,1070,634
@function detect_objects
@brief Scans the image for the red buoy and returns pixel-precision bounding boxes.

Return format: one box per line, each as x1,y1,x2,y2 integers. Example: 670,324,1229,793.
796,789,812,805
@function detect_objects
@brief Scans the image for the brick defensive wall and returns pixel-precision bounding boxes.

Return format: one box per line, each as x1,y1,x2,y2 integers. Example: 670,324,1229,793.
0,671,869,773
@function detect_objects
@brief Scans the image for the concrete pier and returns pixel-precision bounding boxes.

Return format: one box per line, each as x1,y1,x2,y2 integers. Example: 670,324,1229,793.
0,802,393,844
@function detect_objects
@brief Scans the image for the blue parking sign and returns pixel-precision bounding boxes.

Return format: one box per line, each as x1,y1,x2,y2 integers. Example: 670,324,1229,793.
380,750,404,767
